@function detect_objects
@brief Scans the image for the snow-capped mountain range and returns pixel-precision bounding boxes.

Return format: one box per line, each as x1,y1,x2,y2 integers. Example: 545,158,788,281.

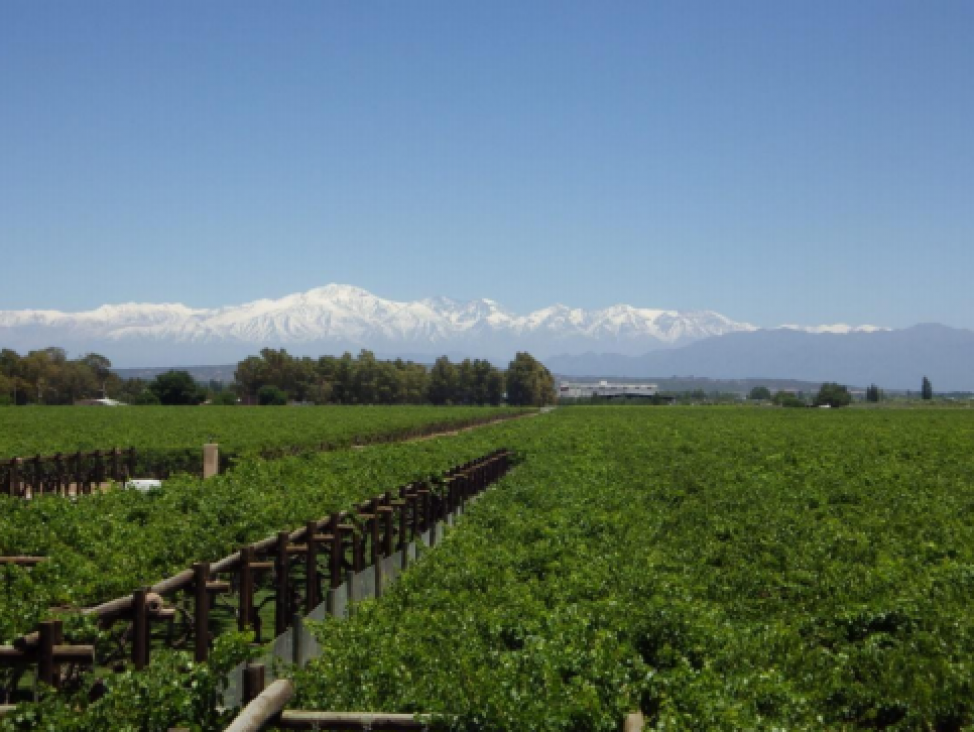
0,284,887,366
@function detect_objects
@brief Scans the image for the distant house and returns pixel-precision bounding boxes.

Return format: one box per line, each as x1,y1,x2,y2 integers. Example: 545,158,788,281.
74,398,127,407
559,381,674,402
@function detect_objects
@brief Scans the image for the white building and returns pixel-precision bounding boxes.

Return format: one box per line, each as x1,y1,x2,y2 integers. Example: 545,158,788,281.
559,380,660,399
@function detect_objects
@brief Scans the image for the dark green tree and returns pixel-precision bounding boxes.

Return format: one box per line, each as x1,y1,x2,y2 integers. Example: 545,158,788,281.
773,390,806,408
428,357,459,405
866,384,881,403
133,388,161,406
148,371,205,405
814,382,852,408
749,386,772,401
505,352,555,406
921,376,933,400
210,390,239,406
257,385,288,406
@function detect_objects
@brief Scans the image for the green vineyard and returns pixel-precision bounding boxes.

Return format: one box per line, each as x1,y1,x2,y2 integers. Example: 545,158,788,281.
3,407,974,730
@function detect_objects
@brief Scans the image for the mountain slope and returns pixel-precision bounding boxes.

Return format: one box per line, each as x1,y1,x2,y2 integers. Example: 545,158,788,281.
545,324,974,391
0,284,760,365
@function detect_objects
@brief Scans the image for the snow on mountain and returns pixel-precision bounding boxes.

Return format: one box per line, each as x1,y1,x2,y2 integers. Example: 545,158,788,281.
778,324,891,335
0,284,884,365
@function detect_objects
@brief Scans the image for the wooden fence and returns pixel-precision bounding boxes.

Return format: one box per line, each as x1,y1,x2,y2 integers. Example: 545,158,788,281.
215,671,645,731
0,449,510,706
1,447,138,498
0,410,532,501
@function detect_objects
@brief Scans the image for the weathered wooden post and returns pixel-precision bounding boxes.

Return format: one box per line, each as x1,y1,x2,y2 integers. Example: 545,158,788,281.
9,458,21,497
111,448,122,484
242,663,265,705
37,620,63,688
380,504,394,557
93,450,104,489
238,546,255,632
408,490,420,542
351,524,364,574
304,521,319,613
203,443,219,479
132,587,150,670
274,532,290,636
52,453,64,495
30,455,41,497
193,562,210,662
418,487,432,544
329,514,343,590
72,451,84,495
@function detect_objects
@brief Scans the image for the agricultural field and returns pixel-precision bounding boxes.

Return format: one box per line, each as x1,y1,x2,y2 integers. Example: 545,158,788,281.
287,408,974,731
0,405,528,468
0,434,519,641
4,407,974,730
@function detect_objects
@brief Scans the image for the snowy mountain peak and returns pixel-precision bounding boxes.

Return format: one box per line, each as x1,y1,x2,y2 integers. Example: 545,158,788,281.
0,284,887,365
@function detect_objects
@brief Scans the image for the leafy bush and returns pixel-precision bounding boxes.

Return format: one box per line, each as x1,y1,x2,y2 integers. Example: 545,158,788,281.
257,385,288,406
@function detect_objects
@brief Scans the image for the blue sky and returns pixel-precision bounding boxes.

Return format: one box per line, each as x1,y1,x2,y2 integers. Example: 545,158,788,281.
1,1,971,328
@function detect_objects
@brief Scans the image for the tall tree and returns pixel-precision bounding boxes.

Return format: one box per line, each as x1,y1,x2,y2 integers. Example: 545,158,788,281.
921,376,933,400
149,371,205,406
428,357,459,405
814,383,852,408
748,386,772,401
506,352,556,406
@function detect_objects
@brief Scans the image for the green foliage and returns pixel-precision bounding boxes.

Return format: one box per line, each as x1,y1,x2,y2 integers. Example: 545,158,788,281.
8,408,974,729
922,376,933,400
0,348,115,405
772,390,806,408
428,356,459,405
209,390,238,406
0,421,526,639
748,386,772,401
256,384,288,406
289,408,974,731
0,405,529,465
866,384,882,403
814,382,852,408
132,389,161,406
148,371,206,406
505,352,556,406
0,633,256,732
236,348,507,406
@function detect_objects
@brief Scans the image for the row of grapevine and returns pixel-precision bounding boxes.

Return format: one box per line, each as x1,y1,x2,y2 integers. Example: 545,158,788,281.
0,406,531,464
2,448,138,499
276,408,974,731
5,409,974,730
0,451,509,713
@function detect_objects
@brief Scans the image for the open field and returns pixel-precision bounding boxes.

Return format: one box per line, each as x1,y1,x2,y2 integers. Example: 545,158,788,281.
4,407,974,730
0,405,528,467
288,408,974,731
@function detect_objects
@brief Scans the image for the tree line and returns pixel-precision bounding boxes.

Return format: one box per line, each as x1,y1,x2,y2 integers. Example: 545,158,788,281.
0,348,116,405
235,349,555,407
0,347,557,407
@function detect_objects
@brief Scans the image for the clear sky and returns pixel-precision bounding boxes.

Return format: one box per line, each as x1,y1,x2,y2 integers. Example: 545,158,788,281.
1,1,971,329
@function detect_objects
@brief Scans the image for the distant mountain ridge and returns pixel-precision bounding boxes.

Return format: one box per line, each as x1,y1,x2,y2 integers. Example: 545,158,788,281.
0,283,876,366
546,323,974,391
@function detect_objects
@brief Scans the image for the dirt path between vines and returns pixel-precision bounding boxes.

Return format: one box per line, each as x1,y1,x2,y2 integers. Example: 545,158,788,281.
352,409,546,449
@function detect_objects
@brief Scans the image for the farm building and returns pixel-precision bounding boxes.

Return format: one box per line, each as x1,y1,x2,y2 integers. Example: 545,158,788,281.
558,381,662,400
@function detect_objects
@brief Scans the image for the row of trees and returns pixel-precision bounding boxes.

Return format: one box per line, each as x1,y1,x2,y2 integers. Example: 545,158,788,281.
0,348,116,405
235,349,555,407
747,383,853,408
749,376,939,407
0,346,557,407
